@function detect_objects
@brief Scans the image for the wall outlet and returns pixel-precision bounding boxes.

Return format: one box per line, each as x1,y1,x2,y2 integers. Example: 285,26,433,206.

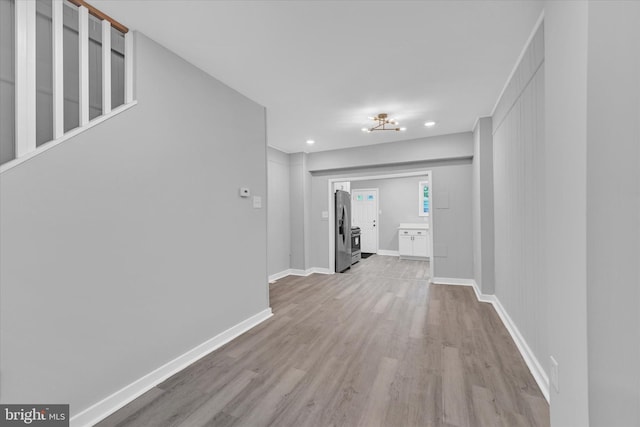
253,196,262,209
550,356,559,392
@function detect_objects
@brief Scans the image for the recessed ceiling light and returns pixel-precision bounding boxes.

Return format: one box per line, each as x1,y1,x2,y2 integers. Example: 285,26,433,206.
306,139,315,145
424,121,436,127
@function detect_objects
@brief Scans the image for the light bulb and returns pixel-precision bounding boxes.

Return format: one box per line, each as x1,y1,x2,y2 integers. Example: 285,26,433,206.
306,139,315,145
424,121,436,127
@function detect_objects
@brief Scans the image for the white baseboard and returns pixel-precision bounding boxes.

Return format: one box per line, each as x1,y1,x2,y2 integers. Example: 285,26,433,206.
432,277,476,286
308,267,332,275
271,268,332,281
70,308,273,427
430,277,549,402
490,297,550,402
269,269,293,282
377,250,400,257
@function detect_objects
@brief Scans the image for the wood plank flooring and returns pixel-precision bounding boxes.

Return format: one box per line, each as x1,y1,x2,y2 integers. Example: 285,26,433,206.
97,255,549,427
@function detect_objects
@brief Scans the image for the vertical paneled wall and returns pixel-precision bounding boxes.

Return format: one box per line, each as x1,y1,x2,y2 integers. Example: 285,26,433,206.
492,24,547,376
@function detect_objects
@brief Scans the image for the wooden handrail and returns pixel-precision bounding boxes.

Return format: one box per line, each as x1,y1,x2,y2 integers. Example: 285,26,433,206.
67,0,129,34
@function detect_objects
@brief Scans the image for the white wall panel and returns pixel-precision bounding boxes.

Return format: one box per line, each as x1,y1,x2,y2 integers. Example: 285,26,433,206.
493,24,547,378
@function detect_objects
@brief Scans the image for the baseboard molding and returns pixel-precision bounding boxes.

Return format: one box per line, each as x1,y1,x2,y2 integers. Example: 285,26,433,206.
269,269,293,282
432,277,476,286
271,268,332,281
490,297,550,402
309,267,332,275
70,308,273,427
377,250,400,257
430,277,549,403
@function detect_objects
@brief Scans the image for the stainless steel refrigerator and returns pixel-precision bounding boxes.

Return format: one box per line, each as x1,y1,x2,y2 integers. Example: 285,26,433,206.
335,190,352,273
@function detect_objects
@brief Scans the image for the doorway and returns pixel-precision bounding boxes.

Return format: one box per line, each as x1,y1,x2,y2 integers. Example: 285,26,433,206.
327,170,434,278
351,189,379,254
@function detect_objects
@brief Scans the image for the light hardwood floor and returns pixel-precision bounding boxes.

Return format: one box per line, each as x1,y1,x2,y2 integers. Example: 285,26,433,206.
97,255,549,427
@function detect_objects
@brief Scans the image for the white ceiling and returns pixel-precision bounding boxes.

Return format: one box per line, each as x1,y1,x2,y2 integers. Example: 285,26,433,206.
94,0,543,153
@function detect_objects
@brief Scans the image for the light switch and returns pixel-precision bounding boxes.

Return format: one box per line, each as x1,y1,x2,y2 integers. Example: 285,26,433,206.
253,196,262,208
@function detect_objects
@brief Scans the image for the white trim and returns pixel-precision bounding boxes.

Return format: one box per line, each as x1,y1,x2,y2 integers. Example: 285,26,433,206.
78,5,89,126
471,116,481,134
309,267,332,275
432,277,476,287
269,267,333,282
124,31,134,103
288,268,308,276
490,10,545,117
15,0,36,157
70,308,273,427
377,250,399,257
52,0,65,139
491,296,550,402
430,278,549,402
0,101,138,174
292,267,332,276
268,269,293,282
101,20,112,114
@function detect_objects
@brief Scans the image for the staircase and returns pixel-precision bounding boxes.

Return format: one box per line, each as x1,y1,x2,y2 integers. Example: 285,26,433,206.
0,0,135,172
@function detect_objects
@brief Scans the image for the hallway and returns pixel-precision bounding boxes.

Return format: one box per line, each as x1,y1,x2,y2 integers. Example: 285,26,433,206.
98,256,548,427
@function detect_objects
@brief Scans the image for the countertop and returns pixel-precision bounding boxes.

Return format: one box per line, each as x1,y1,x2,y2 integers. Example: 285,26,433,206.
398,223,429,230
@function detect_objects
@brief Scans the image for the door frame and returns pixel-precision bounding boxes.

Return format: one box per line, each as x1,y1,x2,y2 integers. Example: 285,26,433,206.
327,170,433,277
350,188,379,254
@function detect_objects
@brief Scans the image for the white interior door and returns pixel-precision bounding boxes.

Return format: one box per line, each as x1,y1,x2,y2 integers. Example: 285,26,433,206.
352,189,378,253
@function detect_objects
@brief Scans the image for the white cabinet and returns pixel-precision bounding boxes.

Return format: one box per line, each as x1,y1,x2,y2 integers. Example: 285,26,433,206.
412,234,428,257
398,225,430,259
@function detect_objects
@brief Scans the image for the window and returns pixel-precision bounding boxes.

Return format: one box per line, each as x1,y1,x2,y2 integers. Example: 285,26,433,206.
418,180,430,216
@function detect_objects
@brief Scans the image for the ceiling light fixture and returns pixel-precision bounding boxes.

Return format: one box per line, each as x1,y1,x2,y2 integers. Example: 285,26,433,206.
424,121,436,127
362,113,405,133
306,139,315,145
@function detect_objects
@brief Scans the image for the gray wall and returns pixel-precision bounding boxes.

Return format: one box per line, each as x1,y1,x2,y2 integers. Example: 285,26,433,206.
285,132,473,275
0,33,269,416
267,147,290,276
307,132,473,172
492,23,548,384
586,2,640,426
308,157,473,279
544,2,590,424
351,176,429,252
289,153,307,270
472,117,495,294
